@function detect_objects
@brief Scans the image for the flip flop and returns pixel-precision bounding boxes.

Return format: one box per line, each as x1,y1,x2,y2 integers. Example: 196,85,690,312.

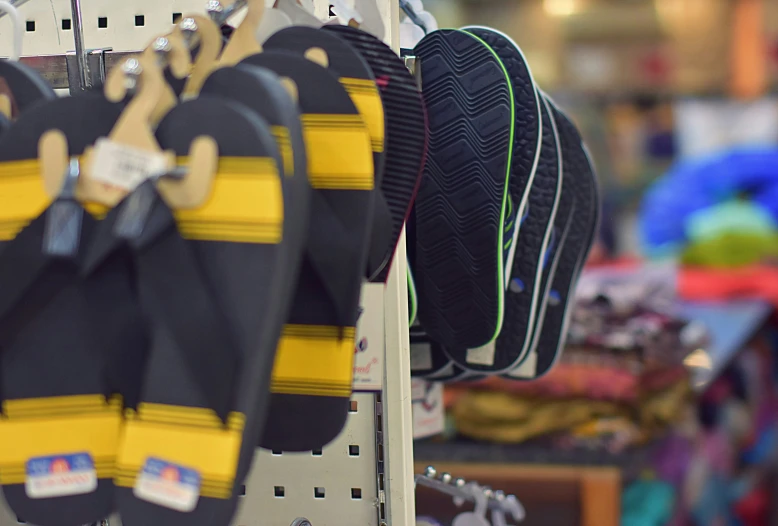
264,26,392,280
502,94,576,380
238,50,375,452
194,63,310,490
0,93,125,526
199,64,307,188
507,99,599,379
323,24,429,282
412,29,514,350
0,60,56,117
445,26,544,372
96,96,304,526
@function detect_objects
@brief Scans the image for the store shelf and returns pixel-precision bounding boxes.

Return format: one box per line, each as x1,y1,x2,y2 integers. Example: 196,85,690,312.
678,299,772,391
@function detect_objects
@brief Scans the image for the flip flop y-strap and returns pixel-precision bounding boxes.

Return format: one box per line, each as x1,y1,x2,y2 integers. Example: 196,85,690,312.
305,191,373,328
113,181,243,423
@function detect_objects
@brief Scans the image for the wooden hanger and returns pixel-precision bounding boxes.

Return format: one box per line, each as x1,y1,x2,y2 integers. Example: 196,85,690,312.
304,47,329,68
218,0,265,67
39,50,216,208
179,14,224,98
0,94,11,119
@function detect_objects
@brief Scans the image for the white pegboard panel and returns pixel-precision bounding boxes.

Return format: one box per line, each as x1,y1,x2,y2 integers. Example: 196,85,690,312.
0,0,210,57
235,393,381,526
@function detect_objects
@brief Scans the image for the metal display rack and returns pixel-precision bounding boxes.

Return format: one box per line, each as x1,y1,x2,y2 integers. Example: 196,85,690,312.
0,0,414,524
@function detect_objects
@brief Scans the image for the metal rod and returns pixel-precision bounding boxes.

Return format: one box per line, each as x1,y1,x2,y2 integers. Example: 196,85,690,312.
69,0,90,90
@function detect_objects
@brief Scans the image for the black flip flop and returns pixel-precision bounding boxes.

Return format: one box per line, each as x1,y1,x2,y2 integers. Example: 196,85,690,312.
0,93,126,526
100,96,304,526
413,29,514,350
195,63,310,489
264,26,392,280
511,99,598,379
0,60,56,117
323,24,429,282
442,26,545,372
239,50,375,452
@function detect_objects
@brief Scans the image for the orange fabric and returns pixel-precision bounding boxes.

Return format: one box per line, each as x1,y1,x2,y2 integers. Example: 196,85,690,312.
730,0,767,99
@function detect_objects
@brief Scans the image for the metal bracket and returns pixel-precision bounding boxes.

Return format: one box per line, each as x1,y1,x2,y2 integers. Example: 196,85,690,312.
65,48,112,94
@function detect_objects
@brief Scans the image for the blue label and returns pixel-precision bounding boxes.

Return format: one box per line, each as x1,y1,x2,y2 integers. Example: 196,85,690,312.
141,458,201,489
26,452,94,476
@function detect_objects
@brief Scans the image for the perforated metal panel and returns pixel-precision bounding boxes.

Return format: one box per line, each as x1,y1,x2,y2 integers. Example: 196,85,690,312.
235,393,381,526
0,0,209,56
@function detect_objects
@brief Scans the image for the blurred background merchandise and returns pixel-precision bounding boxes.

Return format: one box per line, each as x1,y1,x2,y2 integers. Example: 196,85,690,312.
411,1,778,525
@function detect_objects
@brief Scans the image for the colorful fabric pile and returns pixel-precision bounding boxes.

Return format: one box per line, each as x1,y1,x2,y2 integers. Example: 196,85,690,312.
449,267,706,451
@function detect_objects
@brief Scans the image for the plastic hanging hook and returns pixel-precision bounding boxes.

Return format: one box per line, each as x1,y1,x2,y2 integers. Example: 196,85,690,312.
42,158,84,257
452,483,491,526
0,0,24,61
505,494,526,522
398,0,427,34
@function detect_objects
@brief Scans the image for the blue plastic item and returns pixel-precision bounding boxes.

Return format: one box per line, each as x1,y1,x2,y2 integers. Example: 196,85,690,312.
639,147,778,257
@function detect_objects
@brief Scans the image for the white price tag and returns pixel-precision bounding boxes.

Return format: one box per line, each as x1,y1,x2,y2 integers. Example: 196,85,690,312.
506,351,537,379
90,138,169,191
353,282,384,391
411,379,444,439
466,341,496,366
410,342,433,371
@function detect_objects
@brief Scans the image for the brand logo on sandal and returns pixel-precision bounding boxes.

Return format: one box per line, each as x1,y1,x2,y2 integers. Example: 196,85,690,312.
25,453,97,499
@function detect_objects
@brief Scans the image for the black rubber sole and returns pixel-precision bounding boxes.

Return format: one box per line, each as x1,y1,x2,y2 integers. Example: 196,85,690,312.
451,27,559,373
412,29,513,350
324,25,428,284
525,100,599,379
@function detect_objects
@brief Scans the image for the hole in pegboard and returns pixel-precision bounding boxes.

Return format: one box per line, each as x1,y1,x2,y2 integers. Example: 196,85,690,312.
135,15,145,27
351,488,362,499
25,20,34,32
61,19,71,30
271,449,282,456
274,485,285,498
172,12,182,23
314,487,325,499
98,17,108,28
349,444,360,457
349,400,358,413
239,484,246,496
312,449,322,457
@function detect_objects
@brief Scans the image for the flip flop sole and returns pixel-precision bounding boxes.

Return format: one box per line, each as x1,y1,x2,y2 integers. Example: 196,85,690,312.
448,27,549,372
324,25,429,284
413,29,513,350
490,92,564,372
518,102,598,379
502,94,577,380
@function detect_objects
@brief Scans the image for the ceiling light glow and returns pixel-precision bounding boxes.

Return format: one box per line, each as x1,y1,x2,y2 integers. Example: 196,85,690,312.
544,0,577,17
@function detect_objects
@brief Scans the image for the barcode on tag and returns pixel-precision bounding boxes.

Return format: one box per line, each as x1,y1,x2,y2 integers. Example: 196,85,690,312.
90,138,169,191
